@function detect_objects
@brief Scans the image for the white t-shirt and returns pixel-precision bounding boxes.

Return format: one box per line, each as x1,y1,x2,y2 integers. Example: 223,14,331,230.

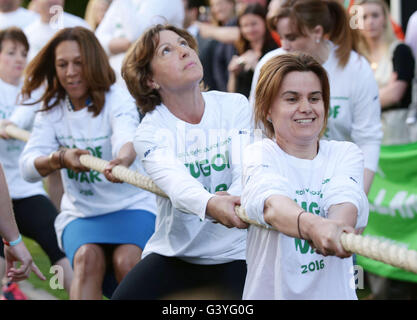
19,84,157,248
249,42,383,172
95,0,185,85
134,91,252,264
241,138,369,300
0,78,45,199
0,7,39,30
24,12,91,62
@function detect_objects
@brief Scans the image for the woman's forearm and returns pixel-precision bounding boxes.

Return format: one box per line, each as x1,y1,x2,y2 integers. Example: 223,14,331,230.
327,202,358,228
363,168,375,195
0,165,20,241
264,195,320,239
379,80,408,108
116,142,136,167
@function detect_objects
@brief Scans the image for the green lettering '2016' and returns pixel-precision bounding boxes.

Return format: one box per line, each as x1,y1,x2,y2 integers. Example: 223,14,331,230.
301,259,325,274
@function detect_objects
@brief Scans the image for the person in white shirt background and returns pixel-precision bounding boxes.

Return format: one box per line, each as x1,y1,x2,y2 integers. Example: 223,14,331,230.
250,0,382,196
112,24,250,300
95,0,184,87
19,27,157,300
84,0,112,31
242,53,369,299
0,26,72,300
24,0,91,62
0,0,39,30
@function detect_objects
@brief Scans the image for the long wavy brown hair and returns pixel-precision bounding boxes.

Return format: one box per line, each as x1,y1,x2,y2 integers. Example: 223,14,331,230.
22,27,115,116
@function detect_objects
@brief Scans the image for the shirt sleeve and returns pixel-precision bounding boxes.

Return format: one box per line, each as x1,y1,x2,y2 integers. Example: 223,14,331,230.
321,142,369,229
19,111,60,182
226,94,254,196
134,121,214,221
109,89,140,158
9,105,38,130
241,141,292,228
9,88,43,129
350,57,383,172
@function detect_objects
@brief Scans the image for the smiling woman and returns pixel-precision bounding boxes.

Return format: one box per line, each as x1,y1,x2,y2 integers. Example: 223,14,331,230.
112,24,252,300
55,41,89,110
18,27,157,300
241,53,369,300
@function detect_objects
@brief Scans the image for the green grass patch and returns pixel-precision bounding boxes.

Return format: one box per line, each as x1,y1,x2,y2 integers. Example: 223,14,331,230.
23,236,69,300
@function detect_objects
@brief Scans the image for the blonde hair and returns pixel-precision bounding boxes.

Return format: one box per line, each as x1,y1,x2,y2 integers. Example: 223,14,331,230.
355,0,397,59
255,53,330,139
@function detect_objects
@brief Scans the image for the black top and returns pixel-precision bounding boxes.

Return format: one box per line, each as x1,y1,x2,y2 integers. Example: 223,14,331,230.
235,41,279,98
385,43,415,112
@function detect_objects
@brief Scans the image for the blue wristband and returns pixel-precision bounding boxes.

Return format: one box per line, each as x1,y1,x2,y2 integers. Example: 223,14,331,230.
5,234,22,246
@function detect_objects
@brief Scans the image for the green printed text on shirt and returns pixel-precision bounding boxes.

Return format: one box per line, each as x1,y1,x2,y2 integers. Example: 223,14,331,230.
184,151,231,178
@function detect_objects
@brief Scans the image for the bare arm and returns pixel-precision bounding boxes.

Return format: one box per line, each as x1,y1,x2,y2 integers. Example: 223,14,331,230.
363,167,375,195
108,37,132,55
264,195,355,257
0,164,45,281
0,164,19,241
103,142,137,183
34,148,90,177
206,192,248,229
379,76,408,108
196,22,240,44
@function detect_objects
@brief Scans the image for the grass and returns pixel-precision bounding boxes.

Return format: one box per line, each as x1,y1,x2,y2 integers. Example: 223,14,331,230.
23,235,373,301
23,236,69,300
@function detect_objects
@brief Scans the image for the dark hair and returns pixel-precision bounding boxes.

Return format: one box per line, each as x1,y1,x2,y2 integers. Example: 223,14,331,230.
255,52,330,138
0,27,29,52
235,3,276,55
268,0,353,67
122,24,198,115
22,27,115,116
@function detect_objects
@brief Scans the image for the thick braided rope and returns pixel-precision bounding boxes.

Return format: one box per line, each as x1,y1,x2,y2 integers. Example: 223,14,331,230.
6,126,417,274
78,154,167,198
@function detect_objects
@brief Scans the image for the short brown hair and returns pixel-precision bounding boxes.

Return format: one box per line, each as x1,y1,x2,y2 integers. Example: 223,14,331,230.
0,27,29,52
22,27,115,116
255,53,330,139
122,24,198,115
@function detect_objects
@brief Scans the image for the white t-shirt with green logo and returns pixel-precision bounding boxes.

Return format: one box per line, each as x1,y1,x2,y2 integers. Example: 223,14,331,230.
0,78,45,199
134,91,252,264
19,84,157,249
250,42,383,172
241,138,369,299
